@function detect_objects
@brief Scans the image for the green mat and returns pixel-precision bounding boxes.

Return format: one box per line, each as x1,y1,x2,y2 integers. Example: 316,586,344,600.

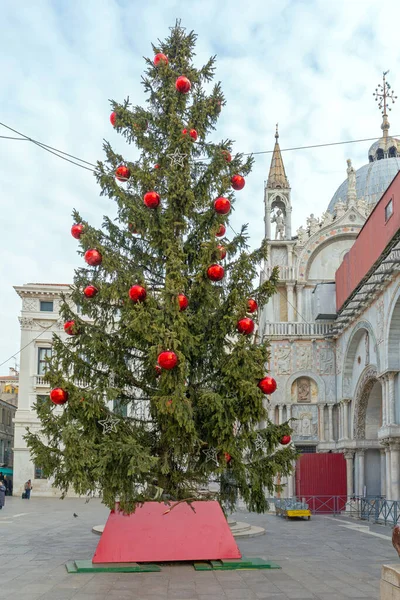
194,556,281,570
66,560,161,573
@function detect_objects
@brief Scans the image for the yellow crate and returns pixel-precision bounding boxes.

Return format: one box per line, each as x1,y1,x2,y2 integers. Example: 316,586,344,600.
286,510,311,519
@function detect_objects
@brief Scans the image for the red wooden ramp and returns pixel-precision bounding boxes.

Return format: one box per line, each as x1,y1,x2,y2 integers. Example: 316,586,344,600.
92,500,241,564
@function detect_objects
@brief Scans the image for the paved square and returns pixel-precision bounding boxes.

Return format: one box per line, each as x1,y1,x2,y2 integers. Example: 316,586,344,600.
0,496,395,599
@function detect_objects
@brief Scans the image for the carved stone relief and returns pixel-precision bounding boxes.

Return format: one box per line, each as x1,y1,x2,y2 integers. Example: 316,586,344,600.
275,345,291,375
296,344,312,371
365,332,370,366
343,376,352,396
336,344,343,375
318,345,335,375
19,317,35,329
325,377,336,401
22,298,38,312
377,300,384,345
353,366,378,439
291,404,318,440
297,377,311,402
271,247,288,267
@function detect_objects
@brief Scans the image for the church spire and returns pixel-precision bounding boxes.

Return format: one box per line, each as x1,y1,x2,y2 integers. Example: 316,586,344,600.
267,124,290,189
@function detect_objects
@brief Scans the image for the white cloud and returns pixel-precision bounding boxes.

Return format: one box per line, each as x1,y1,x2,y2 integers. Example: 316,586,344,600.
1,0,400,372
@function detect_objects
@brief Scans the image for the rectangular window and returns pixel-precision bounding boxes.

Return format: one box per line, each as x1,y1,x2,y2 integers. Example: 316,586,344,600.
113,399,127,417
34,465,46,479
40,301,54,312
385,198,393,222
37,347,52,375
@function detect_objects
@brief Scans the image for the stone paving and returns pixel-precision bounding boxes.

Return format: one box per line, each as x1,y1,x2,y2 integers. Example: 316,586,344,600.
0,495,396,599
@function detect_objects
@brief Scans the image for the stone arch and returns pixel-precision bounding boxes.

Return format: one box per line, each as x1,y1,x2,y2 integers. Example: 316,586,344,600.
286,370,326,403
296,228,361,281
342,320,380,397
386,285,400,370
352,365,379,439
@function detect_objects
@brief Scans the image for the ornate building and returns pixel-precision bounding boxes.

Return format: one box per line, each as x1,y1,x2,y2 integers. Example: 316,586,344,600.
259,73,400,499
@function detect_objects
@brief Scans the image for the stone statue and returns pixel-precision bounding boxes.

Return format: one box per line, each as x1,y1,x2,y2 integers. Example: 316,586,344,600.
357,197,368,217
307,213,319,236
320,211,333,227
296,225,308,245
346,159,357,205
271,209,285,240
335,198,347,219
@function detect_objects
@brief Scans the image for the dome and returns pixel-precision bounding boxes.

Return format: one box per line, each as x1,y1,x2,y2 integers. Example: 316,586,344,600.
327,157,400,214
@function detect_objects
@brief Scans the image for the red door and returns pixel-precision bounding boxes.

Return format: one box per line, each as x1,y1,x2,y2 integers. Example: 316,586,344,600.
295,453,347,513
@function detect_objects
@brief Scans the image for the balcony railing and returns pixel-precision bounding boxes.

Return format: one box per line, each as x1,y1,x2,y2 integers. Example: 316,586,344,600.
263,265,296,281
263,322,334,337
33,375,50,388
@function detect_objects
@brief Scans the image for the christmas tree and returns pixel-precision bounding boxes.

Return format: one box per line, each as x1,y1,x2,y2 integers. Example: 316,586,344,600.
26,22,296,514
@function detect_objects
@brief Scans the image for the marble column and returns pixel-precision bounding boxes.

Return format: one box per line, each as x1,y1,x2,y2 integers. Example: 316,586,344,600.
278,404,283,425
286,404,291,421
268,404,275,424
296,284,304,323
357,450,365,497
338,403,342,440
380,448,386,497
389,373,396,425
344,451,354,498
318,404,325,442
328,404,334,442
287,284,295,322
385,445,392,500
287,473,294,498
342,399,350,440
390,440,400,500
380,375,387,426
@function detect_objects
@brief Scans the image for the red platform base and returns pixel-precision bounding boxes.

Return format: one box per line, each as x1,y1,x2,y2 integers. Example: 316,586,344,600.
92,500,241,564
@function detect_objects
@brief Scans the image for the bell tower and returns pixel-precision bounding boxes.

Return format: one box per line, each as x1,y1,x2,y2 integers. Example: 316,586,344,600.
264,125,292,241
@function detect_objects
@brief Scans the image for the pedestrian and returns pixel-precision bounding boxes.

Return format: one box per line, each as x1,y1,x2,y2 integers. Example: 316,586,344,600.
24,479,32,500
0,480,6,510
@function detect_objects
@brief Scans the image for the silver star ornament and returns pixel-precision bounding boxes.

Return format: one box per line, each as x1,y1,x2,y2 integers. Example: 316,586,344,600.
167,148,187,168
98,414,119,434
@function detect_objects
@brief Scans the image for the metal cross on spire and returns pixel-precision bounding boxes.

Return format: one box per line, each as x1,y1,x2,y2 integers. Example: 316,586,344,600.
373,71,397,116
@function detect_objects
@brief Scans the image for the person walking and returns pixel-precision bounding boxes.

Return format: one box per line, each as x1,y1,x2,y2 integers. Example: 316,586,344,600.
0,481,6,510
24,480,32,500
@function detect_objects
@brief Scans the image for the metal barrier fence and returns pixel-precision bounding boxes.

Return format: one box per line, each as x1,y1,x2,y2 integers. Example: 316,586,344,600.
271,495,400,524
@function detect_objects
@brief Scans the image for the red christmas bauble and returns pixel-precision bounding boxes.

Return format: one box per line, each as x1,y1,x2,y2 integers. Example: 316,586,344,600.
222,150,232,162
155,365,162,377
64,320,79,336
84,285,98,298
217,245,226,260
84,249,102,267
216,224,226,237
177,293,189,311
231,174,245,190
110,111,116,126
214,197,231,215
224,452,232,463
50,388,68,405
143,191,160,209
280,435,291,446
71,223,84,239
258,376,277,395
207,264,224,282
154,53,168,66
237,317,255,335
175,76,191,93
129,285,147,303
115,165,131,182
247,298,258,313
182,128,198,141
154,163,160,169
157,351,178,370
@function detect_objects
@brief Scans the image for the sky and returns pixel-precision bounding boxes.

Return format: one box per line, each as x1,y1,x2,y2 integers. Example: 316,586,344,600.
1,0,400,374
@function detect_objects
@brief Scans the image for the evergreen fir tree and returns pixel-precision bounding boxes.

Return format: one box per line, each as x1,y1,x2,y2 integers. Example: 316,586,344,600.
26,22,296,514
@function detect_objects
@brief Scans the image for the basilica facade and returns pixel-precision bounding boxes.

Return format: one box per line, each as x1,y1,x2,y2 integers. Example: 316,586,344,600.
259,86,400,500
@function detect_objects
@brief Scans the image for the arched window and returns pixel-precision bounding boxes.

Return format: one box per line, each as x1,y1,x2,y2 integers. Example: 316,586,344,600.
389,146,397,158
377,148,384,161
